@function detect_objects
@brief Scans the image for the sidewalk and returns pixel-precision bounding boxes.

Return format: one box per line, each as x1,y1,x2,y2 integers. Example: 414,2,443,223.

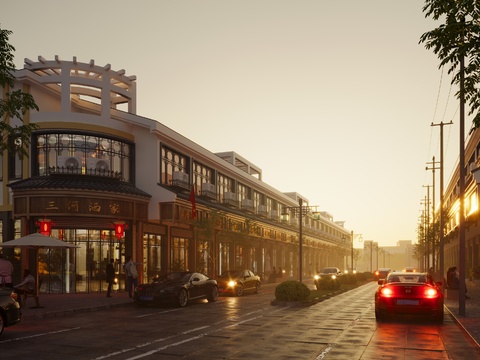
20,290,134,320
444,280,480,347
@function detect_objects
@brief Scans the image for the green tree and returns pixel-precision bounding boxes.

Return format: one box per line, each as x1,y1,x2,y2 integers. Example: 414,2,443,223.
0,26,38,158
419,1,480,130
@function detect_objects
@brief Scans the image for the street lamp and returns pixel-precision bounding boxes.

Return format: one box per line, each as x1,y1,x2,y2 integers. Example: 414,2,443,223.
281,198,318,283
350,232,363,272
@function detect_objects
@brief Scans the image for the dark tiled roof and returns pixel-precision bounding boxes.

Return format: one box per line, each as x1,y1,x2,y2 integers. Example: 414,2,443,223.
8,175,151,198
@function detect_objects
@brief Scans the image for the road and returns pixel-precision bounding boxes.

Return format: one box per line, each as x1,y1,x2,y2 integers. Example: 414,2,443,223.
1,282,479,359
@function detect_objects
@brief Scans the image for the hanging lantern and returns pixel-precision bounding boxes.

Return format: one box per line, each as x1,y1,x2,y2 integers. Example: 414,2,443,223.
113,221,126,240
36,218,53,236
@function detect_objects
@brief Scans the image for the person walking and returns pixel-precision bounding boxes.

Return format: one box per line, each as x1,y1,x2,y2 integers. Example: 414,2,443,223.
106,258,115,297
0,252,14,288
124,256,138,298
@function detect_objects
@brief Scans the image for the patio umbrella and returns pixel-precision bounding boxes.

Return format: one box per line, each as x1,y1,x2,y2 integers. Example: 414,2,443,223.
0,233,79,307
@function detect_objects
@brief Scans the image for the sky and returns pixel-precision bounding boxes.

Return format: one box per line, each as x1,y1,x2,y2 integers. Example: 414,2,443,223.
2,1,469,248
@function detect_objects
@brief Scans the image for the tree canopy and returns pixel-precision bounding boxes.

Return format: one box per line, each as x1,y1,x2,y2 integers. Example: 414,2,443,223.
0,25,38,158
419,0,480,131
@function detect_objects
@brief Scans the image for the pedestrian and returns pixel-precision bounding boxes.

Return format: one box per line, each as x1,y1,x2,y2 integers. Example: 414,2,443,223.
124,256,138,298
270,266,277,283
13,269,36,307
0,252,14,288
106,258,115,298
277,267,283,278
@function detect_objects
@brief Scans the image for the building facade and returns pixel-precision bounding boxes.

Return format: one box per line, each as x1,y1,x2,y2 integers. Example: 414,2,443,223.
1,56,350,293
441,125,480,280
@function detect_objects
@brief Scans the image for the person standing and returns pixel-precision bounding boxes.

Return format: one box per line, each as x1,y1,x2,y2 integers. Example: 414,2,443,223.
124,256,138,298
106,258,115,298
0,252,14,288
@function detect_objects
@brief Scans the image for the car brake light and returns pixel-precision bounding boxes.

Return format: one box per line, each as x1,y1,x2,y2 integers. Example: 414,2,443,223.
424,288,439,298
379,287,394,297
375,271,379,276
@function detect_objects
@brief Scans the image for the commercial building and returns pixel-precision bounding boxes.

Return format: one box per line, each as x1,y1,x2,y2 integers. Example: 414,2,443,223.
1,56,350,293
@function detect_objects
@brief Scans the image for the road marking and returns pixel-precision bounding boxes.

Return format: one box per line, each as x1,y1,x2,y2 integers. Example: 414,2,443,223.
91,307,288,360
315,343,336,359
0,327,80,344
134,307,183,318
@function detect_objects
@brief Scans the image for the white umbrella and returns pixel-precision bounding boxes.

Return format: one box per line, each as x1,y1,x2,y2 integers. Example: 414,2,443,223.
0,233,78,307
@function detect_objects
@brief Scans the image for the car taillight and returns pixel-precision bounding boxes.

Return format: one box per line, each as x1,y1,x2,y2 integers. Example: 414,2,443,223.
424,288,439,298
379,287,394,297
375,271,379,276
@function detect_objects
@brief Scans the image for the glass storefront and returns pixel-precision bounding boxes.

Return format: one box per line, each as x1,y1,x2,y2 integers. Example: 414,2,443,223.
38,229,124,294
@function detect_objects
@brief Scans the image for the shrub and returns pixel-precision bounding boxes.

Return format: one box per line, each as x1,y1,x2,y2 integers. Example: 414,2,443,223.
338,273,357,285
315,277,341,290
355,272,369,281
275,280,310,301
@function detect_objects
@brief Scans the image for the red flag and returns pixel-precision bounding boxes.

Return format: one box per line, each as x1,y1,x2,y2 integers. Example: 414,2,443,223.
189,187,196,219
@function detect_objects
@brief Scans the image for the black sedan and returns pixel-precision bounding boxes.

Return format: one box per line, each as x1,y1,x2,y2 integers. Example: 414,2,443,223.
216,270,261,296
0,287,21,336
134,272,218,307
375,272,444,322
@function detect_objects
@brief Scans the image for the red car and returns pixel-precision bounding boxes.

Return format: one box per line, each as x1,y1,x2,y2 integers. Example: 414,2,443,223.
375,272,444,322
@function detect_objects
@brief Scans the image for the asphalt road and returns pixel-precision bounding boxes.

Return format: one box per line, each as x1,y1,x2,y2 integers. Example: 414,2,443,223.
1,282,479,359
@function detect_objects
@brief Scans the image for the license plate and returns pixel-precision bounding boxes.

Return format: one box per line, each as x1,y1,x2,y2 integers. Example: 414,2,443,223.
397,299,419,305
140,296,153,301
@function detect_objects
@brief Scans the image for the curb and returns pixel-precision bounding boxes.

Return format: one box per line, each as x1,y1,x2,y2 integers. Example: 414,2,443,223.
444,305,480,349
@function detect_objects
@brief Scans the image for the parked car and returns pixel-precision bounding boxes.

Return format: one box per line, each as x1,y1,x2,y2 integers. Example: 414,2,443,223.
373,268,391,281
0,287,21,336
134,272,218,307
313,267,342,288
374,271,444,322
216,270,261,296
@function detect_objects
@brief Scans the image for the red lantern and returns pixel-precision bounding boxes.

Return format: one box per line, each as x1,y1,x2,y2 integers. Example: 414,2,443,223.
37,218,53,236
114,221,126,240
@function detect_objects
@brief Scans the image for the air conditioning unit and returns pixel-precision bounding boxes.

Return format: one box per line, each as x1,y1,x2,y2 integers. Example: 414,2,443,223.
224,192,236,201
270,210,278,220
58,156,82,171
257,205,268,216
87,158,110,172
223,192,237,206
173,171,188,183
172,171,189,189
241,199,254,212
201,182,216,199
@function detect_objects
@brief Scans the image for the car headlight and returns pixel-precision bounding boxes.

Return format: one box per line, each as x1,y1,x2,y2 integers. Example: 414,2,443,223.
314,275,320,280
228,280,236,287
331,275,337,280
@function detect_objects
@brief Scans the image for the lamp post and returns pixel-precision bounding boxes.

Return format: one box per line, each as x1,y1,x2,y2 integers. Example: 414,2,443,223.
282,198,318,283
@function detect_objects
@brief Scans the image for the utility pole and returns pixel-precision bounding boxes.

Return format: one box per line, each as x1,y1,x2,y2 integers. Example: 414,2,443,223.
422,185,431,270
431,121,453,283
426,157,440,273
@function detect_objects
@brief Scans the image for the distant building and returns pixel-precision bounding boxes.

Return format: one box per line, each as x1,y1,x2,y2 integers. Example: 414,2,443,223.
357,240,415,272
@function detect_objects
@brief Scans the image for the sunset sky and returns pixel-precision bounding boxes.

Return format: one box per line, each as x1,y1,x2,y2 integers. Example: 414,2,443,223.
2,1,468,248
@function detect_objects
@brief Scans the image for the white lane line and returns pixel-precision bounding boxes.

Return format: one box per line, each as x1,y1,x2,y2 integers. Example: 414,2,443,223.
315,343,336,359
92,307,284,360
135,308,183,318
124,316,263,360
0,327,81,344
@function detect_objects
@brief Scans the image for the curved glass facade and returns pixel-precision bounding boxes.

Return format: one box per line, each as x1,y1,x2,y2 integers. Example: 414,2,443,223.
35,132,133,182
